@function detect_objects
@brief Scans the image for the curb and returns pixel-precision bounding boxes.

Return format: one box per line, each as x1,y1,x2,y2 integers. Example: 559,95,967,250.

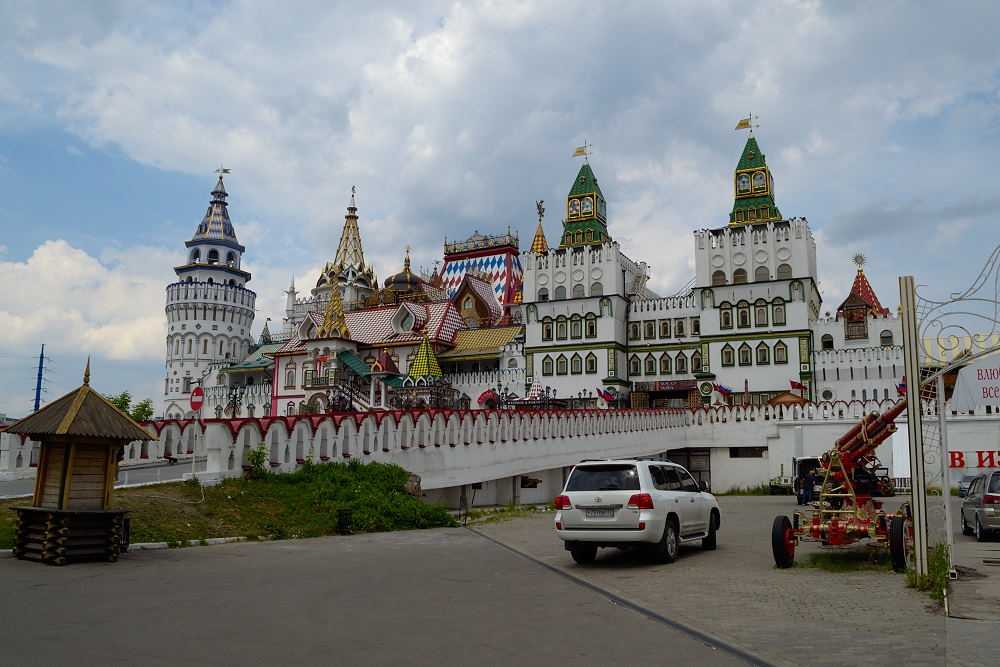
467,526,779,667
128,536,269,551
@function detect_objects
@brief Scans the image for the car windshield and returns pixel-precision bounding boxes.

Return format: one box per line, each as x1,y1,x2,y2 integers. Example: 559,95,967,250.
990,474,1000,494
566,464,640,492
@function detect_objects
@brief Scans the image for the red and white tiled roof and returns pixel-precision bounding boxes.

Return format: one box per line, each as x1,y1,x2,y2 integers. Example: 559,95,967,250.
837,269,890,317
461,274,503,319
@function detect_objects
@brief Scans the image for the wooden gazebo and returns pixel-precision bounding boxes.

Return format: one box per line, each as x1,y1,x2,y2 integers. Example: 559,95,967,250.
7,362,152,565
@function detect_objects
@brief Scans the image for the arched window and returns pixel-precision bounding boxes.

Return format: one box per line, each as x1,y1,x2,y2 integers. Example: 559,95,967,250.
629,355,641,376
691,351,702,373
190,249,201,263
774,341,788,364
571,354,583,375
660,354,672,375
542,356,554,376
737,301,751,328
790,281,803,301
590,282,603,296
721,344,735,367
537,288,549,302
755,266,769,282
733,268,747,284
226,252,236,266
202,339,208,354
541,318,553,341
719,302,733,330
585,353,598,374
644,354,656,375
508,358,518,368
556,355,568,375
754,299,768,326
285,364,297,388
821,334,834,351
286,402,296,416
208,249,219,265
738,343,752,366
600,297,613,317
756,342,770,365
772,298,786,325
207,277,214,285
712,270,727,286
675,353,688,374
776,263,792,279
554,286,567,300
880,330,894,346
218,340,224,355
572,284,585,298
585,314,598,338
556,317,568,340
186,338,192,354
570,315,582,339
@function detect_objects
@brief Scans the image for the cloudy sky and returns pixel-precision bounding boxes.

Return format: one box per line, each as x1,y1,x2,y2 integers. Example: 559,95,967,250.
1,1,998,416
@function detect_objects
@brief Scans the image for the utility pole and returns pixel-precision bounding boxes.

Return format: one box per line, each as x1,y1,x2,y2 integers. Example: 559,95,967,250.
33,344,46,412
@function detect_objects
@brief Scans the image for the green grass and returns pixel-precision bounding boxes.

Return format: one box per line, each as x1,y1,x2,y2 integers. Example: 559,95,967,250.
798,547,893,573
0,461,455,549
907,544,950,603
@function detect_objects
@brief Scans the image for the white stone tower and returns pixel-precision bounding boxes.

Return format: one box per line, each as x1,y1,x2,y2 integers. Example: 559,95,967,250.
162,171,256,418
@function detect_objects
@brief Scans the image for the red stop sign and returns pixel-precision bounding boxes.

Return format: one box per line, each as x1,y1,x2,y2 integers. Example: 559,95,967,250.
190,386,205,412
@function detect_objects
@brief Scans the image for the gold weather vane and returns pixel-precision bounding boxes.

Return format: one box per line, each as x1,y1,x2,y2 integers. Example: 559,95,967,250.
735,114,760,134
572,141,592,162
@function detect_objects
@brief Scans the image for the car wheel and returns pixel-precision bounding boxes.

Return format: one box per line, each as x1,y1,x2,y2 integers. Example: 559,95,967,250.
702,512,718,551
651,517,680,564
962,511,972,536
976,516,987,543
569,543,597,565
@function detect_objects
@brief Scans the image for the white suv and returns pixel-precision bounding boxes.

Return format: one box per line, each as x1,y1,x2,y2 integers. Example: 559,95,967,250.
554,459,721,564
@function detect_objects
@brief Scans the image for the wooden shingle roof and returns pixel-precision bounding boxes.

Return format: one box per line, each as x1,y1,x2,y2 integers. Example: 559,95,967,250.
7,364,153,442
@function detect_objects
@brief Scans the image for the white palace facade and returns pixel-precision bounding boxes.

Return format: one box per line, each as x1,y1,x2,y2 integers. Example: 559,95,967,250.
146,134,957,491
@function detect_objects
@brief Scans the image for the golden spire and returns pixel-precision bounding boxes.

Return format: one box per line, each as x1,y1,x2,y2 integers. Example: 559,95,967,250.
530,199,548,253
83,356,91,385
319,288,351,339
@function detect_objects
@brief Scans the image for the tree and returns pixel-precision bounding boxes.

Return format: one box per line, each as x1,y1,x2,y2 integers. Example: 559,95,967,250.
106,391,154,422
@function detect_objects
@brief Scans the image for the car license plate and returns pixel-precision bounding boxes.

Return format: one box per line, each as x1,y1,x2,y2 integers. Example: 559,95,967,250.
585,508,614,519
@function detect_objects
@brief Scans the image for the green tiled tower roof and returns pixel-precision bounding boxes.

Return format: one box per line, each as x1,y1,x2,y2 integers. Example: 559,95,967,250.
730,135,781,225
561,161,610,248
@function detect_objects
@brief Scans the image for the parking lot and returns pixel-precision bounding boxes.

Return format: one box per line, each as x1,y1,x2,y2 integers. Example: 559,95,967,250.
475,495,970,667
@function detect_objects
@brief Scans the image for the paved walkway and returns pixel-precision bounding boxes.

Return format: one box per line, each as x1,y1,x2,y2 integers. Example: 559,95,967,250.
475,496,950,667
0,528,749,667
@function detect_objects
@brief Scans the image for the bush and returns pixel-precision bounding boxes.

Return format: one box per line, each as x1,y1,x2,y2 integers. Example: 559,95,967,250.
906,543,950,603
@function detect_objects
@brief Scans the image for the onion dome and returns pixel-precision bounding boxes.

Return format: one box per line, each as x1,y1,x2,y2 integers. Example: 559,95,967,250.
384,248,425,292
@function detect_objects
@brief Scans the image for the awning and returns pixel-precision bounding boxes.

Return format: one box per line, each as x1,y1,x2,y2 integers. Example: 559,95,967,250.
337,350,371,377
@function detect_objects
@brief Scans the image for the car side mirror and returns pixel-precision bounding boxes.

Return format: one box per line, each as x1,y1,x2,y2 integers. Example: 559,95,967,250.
699,480,710,492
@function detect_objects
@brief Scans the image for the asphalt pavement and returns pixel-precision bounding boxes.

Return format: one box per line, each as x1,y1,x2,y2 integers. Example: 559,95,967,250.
0,528,750,667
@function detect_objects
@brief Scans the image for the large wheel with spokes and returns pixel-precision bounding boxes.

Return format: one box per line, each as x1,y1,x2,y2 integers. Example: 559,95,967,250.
772,515,796,568
889,515,914,572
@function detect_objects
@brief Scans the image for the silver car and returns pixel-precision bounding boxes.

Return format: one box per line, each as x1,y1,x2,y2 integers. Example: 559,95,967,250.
961,471,1000,541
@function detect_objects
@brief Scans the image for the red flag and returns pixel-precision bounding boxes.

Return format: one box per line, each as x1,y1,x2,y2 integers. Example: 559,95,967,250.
790,379,806,392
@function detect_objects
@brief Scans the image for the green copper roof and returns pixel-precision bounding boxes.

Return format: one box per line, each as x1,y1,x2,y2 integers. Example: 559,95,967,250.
730,135,781,225
568,163,604,199
736,136,766,171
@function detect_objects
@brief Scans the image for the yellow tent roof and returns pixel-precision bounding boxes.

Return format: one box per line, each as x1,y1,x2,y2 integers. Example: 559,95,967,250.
408,336,443,378
438,326,522,360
